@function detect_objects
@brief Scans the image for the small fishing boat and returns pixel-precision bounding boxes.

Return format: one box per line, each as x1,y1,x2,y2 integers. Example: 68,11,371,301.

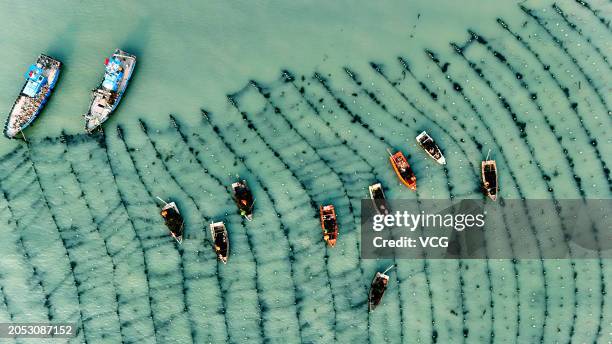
388,149,417,190
84,49,136,133
481,150,498,201
210,221,229,264
320,205,339,247
231,180,254,221
4,55,61,138
416,131,446,164
368,183,389,215
368,265,393,311
158,198,184,244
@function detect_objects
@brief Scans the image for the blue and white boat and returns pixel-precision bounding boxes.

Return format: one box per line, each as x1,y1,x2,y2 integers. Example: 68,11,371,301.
4,55,61,138
84,49,136,133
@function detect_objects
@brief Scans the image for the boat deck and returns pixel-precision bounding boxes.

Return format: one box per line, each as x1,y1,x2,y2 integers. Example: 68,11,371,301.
4,56,60,137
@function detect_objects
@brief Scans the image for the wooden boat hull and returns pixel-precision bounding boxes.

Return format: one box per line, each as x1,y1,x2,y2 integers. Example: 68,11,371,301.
368,272,389,311
210,221,229,264
368,183,389,215
416,131,446,165
320,205,338,247
161,202,184,244
389,151,417,190
232,180,254,221
481,160,498,201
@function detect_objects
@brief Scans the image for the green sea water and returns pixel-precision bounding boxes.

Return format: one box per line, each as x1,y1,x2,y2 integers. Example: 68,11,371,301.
0,0,610,343
0,0,543,147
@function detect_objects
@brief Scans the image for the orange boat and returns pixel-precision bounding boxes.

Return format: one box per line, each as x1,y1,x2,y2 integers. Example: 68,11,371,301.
388,150,417,190
320,205,338,247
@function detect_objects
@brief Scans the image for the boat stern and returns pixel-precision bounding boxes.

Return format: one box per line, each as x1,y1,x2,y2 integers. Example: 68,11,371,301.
325,237,337,247
172,234,183,244
84,118,100,134
84,104,110,133
405,179,417,191
368,301,376,312
3,126,18,139
84,107,108,133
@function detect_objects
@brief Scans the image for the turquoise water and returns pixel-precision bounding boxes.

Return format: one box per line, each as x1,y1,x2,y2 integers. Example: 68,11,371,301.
0,0,610,343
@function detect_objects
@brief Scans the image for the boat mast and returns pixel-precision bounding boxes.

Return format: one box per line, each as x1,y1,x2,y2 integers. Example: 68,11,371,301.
113,52,133,59
485,149,491,161
382,264,395,275
155,196,168,206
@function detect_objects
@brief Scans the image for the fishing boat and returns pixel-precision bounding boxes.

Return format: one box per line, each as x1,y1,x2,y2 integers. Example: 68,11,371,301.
368,265,393,311
210,221,229,264
388,149,417,190
4,55,61,138
368,183,389,215
231,180,254,221
84,49,136,133
416,131,446,165
158,198,184,244
320,205,338,247
481,150,498,201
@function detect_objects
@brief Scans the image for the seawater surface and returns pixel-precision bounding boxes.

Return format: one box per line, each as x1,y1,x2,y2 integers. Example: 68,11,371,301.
0,0,610,343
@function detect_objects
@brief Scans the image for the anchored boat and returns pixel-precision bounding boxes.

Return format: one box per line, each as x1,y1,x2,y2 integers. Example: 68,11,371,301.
416,131,446,164
320,205,339,247
481,150,498,201
210,221,229,264
4,55,61,138
232,180,254,221
388,149,417,190
368,183,389,215
84,49,136,133
368,265,393,311
158,198,184,244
